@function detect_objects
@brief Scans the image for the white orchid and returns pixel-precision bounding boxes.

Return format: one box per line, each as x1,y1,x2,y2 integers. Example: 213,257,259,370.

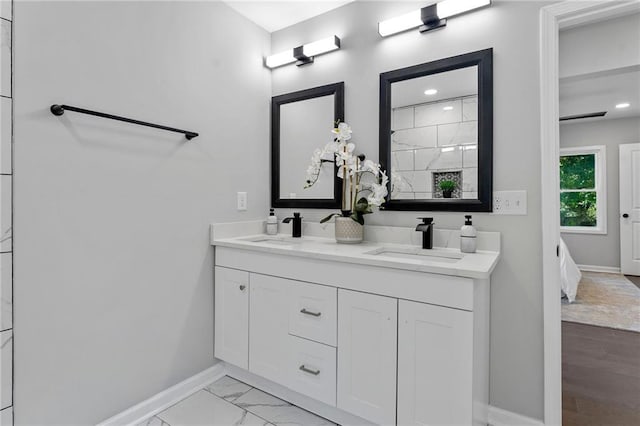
304,122,388,224
332,122,352,141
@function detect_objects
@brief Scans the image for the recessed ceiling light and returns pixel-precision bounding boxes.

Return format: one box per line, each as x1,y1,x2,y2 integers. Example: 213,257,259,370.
443,106,454,111
616,102,630,109
424,89,438,96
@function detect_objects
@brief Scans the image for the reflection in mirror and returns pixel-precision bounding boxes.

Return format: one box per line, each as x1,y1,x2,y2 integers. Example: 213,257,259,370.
390,66,478,201
379,48,493,212
279,96,335,200
271,82,344,208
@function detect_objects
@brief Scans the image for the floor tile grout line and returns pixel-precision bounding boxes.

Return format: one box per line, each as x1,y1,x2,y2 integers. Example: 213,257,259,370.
202,385,277,426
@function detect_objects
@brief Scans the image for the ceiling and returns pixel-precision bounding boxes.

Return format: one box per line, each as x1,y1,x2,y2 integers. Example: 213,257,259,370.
392,67,477,108
223,0,356,33
559,67,640,122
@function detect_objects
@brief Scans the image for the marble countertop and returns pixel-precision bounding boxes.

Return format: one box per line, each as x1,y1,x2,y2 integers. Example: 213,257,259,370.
210,221,500,279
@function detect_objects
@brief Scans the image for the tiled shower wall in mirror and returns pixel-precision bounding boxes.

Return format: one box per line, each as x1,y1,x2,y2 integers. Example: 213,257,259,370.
391,95,478,199
0,0,12,424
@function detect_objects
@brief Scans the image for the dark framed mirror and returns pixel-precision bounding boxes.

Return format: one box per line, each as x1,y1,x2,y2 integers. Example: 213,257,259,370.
379,48,493,211
272,82,344,208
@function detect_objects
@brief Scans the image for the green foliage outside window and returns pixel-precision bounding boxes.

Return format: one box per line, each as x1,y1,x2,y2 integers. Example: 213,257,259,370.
559,154,597,227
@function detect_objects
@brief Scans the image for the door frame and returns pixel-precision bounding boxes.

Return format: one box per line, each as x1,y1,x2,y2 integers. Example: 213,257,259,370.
619,143,640,275
539,1,640,425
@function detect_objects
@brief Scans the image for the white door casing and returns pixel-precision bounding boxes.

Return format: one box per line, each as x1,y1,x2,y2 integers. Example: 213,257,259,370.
620,143,640,275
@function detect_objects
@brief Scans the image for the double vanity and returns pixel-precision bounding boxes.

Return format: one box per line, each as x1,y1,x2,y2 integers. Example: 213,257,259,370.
210,220,500,426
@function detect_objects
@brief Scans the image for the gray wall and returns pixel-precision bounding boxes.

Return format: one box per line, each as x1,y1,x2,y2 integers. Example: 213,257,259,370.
13,2,270,424
271,1,546,420
560,117,640,268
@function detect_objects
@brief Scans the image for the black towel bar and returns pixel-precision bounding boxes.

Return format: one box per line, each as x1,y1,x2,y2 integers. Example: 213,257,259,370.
50,104,199,140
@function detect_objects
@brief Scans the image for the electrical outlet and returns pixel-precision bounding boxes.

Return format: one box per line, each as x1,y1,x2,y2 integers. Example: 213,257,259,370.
493,190,527,215
237,192,247,211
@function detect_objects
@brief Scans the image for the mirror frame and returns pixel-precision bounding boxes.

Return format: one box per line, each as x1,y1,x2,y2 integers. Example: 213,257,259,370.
271,82,345,209
379,48,493,212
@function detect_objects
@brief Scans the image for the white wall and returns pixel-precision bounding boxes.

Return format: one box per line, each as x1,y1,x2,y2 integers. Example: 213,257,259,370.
271,1,546,420
560,117,640,268
559,12,640,78
13,2,270,424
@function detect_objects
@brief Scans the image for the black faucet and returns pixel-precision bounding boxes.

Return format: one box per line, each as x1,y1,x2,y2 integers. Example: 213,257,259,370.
415,217,434,249
282,212,302,238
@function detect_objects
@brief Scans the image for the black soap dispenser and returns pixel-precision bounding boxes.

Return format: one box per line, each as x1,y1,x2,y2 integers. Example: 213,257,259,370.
283,212,303,238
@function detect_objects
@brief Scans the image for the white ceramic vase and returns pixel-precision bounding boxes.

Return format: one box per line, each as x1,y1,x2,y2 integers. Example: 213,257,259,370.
335,216,364,244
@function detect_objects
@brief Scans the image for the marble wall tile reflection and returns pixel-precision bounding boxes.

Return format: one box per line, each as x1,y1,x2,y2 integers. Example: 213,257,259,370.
392,107,413,130
392,150,414,171
415,99,461,127
0,330,10,410
462,145,478,168
0,98,10,174
0,254,9,331
0,176,9,252
462,97,478,121
0,20,9,98
392,126,437,150
437,121,477,146
462,168,478,192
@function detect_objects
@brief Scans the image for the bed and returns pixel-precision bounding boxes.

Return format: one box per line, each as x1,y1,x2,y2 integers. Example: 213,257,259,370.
560,238,582,303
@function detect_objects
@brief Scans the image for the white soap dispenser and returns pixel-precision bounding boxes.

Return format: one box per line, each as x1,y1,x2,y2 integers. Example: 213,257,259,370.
460,215,477,253
266,208,278,235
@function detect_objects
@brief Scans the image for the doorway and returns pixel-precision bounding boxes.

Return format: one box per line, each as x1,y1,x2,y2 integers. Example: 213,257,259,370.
540,1,640,425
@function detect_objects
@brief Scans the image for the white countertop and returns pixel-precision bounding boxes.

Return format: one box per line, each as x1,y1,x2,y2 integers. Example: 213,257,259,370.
210,221,500,279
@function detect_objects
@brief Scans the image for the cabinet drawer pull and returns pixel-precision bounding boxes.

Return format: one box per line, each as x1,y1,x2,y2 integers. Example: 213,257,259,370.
239,285,246,291
300,308,321,317
299,365,320,376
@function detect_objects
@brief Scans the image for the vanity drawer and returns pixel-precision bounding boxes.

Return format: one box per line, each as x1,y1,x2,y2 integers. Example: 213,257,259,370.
287,335,337,407
288,281,337,346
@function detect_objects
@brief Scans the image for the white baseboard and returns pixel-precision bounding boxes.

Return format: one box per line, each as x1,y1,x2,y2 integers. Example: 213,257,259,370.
577,264,621,274
488,405,544,426
97,362,226,426
97,362,544,426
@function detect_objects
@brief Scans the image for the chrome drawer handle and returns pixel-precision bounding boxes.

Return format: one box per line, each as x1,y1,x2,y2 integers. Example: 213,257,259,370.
299,365,320,376
300,308,321,317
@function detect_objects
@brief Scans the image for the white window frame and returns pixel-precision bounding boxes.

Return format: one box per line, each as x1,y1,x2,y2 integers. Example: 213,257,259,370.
559,145,607,235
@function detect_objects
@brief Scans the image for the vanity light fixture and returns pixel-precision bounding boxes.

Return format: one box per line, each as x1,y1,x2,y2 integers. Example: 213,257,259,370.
424,89,438,95
616,102,631,109
443,105,454,111
265,35,341,69
378,0,491,37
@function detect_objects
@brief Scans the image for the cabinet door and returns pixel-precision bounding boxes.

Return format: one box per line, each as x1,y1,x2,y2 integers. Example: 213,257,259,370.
249,274,289,385
337,289,397,425
398,300,473,426
214,267,249,369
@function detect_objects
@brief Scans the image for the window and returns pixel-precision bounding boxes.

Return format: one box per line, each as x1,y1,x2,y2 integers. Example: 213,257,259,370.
559,145,606,234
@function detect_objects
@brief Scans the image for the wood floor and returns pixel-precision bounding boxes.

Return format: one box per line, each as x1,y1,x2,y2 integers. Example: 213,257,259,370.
563,321,640,425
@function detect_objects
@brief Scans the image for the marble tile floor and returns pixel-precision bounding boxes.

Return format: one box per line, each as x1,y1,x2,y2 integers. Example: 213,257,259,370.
136,376,337,426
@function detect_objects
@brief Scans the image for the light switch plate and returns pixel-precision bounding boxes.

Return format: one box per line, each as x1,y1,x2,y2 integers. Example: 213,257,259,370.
237,192,247,211
493,190,527,215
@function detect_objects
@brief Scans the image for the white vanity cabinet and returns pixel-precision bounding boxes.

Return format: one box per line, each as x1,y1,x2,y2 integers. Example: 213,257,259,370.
213,244,492,426
213,267,249,369
337,290,397,425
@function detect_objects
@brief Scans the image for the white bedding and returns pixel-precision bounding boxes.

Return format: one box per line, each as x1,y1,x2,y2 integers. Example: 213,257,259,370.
560,238,582,303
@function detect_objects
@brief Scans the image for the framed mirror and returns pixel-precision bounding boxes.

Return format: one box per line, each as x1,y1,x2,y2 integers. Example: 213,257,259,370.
271,82,344,208
379,48,493,211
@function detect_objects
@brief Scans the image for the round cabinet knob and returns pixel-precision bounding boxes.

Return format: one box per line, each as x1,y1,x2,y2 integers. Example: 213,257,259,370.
239,285,246,291
622,213,629,218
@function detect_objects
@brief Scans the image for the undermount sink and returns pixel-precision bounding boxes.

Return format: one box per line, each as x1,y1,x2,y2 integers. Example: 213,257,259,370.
364,247,464,264
240,235,300,246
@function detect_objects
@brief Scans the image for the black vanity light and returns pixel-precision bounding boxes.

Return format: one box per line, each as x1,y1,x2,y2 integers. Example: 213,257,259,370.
265,35,341,69
378,0,491,37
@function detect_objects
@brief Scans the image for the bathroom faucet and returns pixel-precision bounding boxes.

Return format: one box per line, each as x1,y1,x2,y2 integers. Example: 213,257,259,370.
415,217,434,249
282,212,302,238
